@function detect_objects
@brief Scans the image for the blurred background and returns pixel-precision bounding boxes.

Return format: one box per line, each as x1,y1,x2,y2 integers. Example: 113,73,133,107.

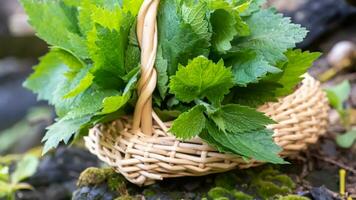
0,0,356,199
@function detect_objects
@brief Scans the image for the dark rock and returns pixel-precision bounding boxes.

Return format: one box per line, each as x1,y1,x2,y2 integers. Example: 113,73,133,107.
16,181,76,200
14,148,100,200
0,73,38,131
0,58,35,79
28,148,100,186
72,185,117,200
307,168,339,192
309,186,335,200
321,139,338,158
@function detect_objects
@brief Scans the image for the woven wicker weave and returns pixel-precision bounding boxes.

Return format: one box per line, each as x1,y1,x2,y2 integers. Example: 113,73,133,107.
85,74,329,186
84,0,330,186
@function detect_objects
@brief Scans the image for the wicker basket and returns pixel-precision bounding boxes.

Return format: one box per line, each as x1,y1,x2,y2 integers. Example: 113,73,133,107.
84,0,330,186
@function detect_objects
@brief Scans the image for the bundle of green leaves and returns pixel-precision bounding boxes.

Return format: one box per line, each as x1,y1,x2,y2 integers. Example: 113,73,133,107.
21,0,321,163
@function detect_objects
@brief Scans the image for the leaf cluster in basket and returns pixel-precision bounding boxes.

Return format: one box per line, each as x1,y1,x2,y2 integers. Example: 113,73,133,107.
21,0,320,163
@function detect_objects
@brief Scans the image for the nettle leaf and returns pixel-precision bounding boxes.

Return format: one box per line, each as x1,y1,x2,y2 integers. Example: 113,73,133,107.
158,0,210,76
23,51,68,104
86,4,135,77
63,72,94,98
125,22,141,73
232,9,307,65
269,49,321,97
227,50,281,86
226,82,282,107
42,116,91,154
171,105,207,139
53,48,85,80
91,5,127,30
181,2,211,42
63,89,119,120
210,9,237,52
101,95,131,114
210,104,275,133
51,67,119,118
155,47,169,99
20,0,88,58
88,24,129,78
234,0,266,16
206,121,285,164
169,56,233,104
122,0,144,16
100,68,139,114
207,0,249,53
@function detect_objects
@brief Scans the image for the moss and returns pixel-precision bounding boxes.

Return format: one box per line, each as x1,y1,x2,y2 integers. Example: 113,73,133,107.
207,187,252,200
115,195,144,200
267,174,295,189
250,167,295,199
77,167,108,187
232,190,253,200
254,181,291,199
277,195,310,200
214,172,236,190
77,167,128,195
208,187,232,199
115,195,134,200
142,189,156,197
107,173,127,195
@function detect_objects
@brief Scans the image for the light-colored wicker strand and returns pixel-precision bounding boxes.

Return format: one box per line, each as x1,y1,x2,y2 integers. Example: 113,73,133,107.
132,0,160,135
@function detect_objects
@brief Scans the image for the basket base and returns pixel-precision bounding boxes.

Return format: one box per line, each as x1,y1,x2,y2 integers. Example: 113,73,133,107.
85,75,329,186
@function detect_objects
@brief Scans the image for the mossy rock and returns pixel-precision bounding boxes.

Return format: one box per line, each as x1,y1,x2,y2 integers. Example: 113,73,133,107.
277,195,311,200
207,187,253,200
74,165,300,200
77,167,128,196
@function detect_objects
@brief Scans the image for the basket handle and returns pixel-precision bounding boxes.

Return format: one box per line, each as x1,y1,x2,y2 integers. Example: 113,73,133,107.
132,0,160,135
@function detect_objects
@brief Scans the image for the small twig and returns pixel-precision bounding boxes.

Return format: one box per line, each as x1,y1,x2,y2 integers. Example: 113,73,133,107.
311,154,356,174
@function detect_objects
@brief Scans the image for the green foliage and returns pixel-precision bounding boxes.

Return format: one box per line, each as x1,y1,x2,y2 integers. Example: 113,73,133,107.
11,156,39,184
170,57,283,163
228,51,281,86
20,0,88,58
170,105,207,139
226,49,320,107
210,104,274,133
0,107,52,154
169,56,233,104
325,80,355,148
0,155,39,200
231,9,307,65
325,80,351,112
205,121,285,163
336,129,356,148
22,0,139,154
270,50,321,96
22,0,318,163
